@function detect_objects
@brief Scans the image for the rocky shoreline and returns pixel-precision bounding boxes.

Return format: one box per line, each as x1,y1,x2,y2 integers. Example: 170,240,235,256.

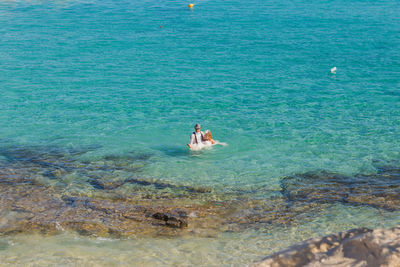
253,226,400,267
0,145,400,239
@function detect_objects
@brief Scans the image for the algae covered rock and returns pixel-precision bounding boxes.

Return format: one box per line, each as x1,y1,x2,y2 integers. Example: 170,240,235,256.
281,167,400,211
2,143,400,239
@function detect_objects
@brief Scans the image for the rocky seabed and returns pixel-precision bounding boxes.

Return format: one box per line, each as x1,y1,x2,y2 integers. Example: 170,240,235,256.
1,145,400,266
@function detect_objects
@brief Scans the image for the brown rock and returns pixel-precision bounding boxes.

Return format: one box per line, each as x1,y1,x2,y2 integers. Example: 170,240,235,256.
253,226,400,267
152,210,188,228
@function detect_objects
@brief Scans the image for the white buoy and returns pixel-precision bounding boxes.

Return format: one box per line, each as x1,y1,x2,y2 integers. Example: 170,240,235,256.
330,67,337,74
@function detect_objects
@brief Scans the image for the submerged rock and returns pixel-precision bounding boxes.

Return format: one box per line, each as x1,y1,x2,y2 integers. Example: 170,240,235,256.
0,145,221,237
281,167,400,211
0,175,222,238
2,143,400,239
253,226,400,267
152,210,188,228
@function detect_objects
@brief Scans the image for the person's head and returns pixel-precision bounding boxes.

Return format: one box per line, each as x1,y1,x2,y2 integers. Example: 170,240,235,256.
194,123,201,132
204,130,212,140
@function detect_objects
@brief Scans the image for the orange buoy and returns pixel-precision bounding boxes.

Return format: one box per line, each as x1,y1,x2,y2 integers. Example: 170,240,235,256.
188,3,194,8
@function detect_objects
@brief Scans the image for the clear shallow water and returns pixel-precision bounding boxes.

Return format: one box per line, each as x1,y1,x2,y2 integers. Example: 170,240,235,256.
0,0,399,265
1,205,400,266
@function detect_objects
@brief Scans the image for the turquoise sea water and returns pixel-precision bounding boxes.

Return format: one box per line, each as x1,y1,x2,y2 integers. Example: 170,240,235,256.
1,0,400,265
